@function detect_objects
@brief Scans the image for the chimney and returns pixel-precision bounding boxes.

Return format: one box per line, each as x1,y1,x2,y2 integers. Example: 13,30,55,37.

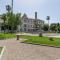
35,12,37,20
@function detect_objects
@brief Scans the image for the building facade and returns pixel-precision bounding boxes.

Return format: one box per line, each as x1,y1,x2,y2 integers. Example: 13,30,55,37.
0,15,4,32
0,12,44,33
21,12,44,32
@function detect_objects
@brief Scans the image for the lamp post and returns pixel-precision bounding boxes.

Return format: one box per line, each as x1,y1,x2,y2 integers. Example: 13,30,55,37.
11,0,13,13
6,5,11,33
6,5,11,12
46,16,50,32
11,0,14,33
5,0,13,33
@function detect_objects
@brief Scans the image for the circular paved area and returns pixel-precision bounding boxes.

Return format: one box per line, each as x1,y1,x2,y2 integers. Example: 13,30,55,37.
0,38,60,60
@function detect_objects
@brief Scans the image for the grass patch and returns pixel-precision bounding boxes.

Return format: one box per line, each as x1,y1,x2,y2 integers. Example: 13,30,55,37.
0,33,16,39
0,47,3,54
20,35,60,46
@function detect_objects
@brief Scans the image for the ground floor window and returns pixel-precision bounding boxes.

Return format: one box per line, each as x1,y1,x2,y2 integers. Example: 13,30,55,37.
24,28,26,31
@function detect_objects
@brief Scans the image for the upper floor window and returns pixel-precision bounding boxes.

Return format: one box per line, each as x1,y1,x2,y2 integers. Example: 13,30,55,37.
24,19,27,23
24,28,26,31
31,20,33,23
24,24,27,27
39,21,41,24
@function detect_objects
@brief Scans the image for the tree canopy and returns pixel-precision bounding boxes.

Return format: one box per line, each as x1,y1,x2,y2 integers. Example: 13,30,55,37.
1,12,22,33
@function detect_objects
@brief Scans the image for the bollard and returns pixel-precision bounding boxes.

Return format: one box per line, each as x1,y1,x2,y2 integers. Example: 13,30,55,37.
17,35,19,40
39,32,43,37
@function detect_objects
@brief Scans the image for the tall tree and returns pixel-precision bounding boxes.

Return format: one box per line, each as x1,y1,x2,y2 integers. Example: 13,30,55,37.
50,23,57,32
1,14,7,33
7,12,22,33
1,12,22,33
43,24,49,31
15,13,22,32
50,23,60,33
56,23,60,32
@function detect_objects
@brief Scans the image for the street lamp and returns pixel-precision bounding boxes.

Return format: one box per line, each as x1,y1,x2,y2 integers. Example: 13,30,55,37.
6,0,13,12
6,5,11,33
6,5,11,12
11,0,13,13
5,0,13,33
46,16,50,32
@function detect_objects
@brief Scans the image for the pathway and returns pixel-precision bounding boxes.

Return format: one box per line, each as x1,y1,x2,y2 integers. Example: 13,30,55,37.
0,38,60,60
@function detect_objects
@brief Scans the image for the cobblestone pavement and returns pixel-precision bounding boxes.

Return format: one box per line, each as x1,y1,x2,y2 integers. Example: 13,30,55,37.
0,38,60,60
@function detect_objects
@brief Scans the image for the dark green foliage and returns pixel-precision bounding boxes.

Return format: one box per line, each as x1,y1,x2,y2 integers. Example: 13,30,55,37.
49,37,54,41
50,23,60,32
50,23,57,31
1,14,7,33
1,12,21,33
43,24,49,31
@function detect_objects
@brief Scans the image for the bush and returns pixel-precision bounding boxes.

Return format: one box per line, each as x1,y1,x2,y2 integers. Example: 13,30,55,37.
49,37,54,41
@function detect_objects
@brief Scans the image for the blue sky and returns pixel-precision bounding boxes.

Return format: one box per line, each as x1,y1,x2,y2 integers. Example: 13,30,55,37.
0,0,60,24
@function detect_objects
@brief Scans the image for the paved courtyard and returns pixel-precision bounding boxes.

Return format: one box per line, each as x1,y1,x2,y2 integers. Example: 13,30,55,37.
0,38,60,60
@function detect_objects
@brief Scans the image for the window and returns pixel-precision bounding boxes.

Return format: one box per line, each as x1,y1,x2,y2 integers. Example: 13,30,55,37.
31,25,33,27
24,24,27,27
31,20,32,22
28,29,30,31
24,19,27,22
24,28,26,31
28,20,29,22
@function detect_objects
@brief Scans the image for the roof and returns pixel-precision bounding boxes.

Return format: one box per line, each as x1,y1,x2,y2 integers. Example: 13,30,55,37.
28,18,43,21
22,13,28,19
22,13,44,22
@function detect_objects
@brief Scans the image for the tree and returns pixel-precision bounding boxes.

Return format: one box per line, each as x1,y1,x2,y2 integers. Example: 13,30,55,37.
8,12,15,32
56,23,60,32
1,12,22,33
50,23,57,32
16,13,21,25
50,23,60,33
15,13,22,32
43,24,49,31
7,12,22,33
1,14,7,33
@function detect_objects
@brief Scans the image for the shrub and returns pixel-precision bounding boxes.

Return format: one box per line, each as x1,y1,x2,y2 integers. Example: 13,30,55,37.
49,37,54,41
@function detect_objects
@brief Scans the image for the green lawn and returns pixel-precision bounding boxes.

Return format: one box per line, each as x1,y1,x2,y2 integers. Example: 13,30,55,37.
0,47,3,54
0,33,16,39
20,35,60,46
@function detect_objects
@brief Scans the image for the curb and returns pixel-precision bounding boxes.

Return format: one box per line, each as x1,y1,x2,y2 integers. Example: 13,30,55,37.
21,42,60,48
0,46,6,60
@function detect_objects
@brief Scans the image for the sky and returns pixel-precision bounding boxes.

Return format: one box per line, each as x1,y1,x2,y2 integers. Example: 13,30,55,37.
0,0,60,24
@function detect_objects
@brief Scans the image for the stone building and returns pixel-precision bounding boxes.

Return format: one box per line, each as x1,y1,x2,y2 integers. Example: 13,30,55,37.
0,12,44,33
0,15,3,32
20,12,44,32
